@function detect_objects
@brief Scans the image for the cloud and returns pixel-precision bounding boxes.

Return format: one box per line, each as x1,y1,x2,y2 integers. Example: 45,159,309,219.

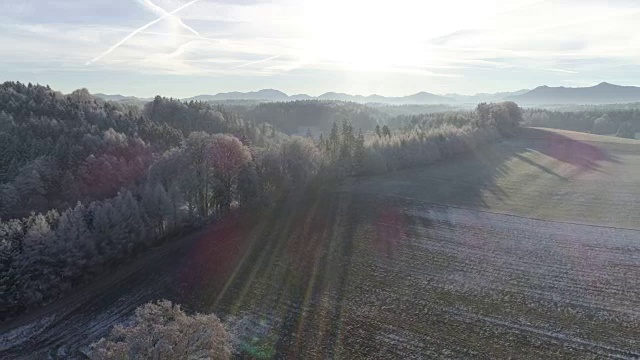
543,68,579,74
3,0,640,95
227,55,280,70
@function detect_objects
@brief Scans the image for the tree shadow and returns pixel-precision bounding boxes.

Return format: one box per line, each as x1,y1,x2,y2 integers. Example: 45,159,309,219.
374,127,622,211
512,153,565,180
519,128,621,175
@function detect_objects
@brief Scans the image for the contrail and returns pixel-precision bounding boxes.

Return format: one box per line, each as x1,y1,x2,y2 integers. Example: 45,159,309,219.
141,0,199,36
543,68,578,74
86,0,202,65
227,55,280,70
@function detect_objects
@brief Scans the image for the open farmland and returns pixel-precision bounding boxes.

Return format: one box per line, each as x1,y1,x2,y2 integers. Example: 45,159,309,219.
2,128,639,359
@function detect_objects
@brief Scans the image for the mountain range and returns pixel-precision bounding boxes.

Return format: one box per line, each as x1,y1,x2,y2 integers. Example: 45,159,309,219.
182,89,456,104
445,90,530,103
94,93,152,103
505,82,640,104
92,83,640,106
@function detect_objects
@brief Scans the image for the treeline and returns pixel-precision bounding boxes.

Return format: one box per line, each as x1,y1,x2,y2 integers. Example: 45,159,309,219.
370,104,464,117
523,108,639,138
235,100,388,134
143,96,286,146
0,82,522,320
386,111,478,131
311,101,520,178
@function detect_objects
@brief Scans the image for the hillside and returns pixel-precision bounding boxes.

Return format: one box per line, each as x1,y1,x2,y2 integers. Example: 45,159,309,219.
508,82,640,104
186,89,290,102
356,127,640,227
445,89,529,103
93,93,152,102
2,128,638,359
184,90,454,104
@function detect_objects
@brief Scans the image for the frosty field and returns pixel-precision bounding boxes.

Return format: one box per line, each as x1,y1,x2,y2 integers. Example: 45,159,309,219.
2,128,639,359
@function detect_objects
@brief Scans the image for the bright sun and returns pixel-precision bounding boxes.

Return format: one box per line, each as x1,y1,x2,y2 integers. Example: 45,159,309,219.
299,0,500,72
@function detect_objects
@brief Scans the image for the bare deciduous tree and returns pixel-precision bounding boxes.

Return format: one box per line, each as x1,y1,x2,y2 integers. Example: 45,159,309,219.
90,300,231,360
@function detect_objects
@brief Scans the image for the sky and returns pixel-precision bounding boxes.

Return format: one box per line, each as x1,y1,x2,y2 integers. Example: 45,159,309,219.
1,0,640,98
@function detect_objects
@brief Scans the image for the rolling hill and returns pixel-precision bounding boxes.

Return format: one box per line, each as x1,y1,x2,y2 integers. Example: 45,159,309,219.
507,82,640,104
95,83,640,106
186,89,290,102
93,93,152,103
445,89,529,103
185,90,455,104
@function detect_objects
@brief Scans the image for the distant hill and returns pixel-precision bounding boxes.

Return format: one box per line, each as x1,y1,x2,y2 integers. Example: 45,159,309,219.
96,84,640,106
445,89,529,103
290,94,313,100
400,92,454,104
507,82,640,104
187,89,290,102
93,93,152,103
184,89,454,104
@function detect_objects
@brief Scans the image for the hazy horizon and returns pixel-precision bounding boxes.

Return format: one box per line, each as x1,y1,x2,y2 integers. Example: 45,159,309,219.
2,0,640,98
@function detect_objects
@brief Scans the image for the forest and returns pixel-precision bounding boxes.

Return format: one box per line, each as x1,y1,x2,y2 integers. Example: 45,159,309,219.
0,81,522,320
523,107,639,138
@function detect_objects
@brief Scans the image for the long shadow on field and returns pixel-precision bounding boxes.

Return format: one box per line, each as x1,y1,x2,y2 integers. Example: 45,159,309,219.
520,127,620,175
354,127,621,210
206,128,623,357
206,188,366,358
205,128,625,357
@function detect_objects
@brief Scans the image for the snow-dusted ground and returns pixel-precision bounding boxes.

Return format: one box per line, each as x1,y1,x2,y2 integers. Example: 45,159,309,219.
2,192,639,359
212,193,640,359
341,196,640,358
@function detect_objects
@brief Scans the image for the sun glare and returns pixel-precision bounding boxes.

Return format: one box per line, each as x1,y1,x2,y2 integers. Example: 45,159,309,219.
300,0,500,71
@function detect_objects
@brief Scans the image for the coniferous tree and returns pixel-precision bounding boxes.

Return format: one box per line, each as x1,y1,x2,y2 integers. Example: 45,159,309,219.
382,125,391,137
354,129,366,175
329,121,340,157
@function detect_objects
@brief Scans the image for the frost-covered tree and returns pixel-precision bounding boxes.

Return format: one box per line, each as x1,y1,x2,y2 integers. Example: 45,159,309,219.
183,132,217,217
209,134,252,213
616,121,635,139
281,136,320,188
53,203,96,285
90,300,231,360
141,183,173,237
19,213,57,305
592,115,616,135
115,191,147,251
475,101,522,136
